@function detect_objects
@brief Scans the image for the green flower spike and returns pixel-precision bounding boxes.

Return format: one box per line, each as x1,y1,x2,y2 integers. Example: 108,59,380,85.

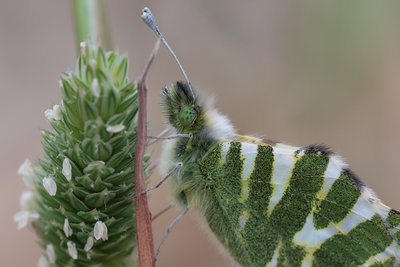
15,43,146,267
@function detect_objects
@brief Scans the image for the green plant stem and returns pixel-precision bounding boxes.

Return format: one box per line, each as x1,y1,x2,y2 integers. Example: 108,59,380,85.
71,0,112,50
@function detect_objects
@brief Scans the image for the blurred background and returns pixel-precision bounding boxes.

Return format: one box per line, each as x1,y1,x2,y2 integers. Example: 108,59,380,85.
1,1,400,266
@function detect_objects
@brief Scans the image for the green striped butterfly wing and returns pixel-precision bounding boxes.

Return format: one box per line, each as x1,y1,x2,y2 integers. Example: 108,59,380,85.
159,81,399,266
187,139,400,267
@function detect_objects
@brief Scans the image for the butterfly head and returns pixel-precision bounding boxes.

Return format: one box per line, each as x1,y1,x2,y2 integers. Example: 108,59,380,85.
161,81,203,133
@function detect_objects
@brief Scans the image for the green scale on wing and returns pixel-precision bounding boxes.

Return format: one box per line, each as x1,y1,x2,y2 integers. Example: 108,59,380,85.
160,81,400,267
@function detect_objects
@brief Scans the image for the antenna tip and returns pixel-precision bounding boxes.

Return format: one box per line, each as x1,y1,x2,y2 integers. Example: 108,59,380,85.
141,7,150,16
141,7,152,23
141,7,161,38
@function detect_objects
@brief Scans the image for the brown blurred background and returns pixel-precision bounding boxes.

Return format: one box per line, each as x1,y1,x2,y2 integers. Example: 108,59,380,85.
1,1,400,266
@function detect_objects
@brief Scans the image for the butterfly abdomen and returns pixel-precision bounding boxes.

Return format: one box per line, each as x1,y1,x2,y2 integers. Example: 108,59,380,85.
181,140,399,267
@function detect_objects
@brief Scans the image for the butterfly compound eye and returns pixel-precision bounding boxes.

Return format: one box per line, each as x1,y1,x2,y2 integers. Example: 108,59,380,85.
178,106,197,128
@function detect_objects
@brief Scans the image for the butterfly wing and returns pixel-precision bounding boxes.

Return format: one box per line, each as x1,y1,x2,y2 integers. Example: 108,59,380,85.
196,137,400,267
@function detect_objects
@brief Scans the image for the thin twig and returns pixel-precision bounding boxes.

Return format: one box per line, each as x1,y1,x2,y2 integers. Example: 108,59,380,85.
135,39,160,267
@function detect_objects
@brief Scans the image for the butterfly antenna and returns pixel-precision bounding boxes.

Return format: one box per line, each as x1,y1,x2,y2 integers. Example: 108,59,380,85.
141,7,196,100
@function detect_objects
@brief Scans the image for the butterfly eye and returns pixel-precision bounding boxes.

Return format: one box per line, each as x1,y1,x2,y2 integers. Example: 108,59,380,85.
178,105,197,127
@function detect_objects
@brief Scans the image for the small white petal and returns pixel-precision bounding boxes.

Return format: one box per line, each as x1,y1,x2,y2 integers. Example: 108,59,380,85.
44,105,61,121
18,159,35,188
62,158,72,181
14,211,29,229
14,210,39,230
63,218,73,237
19,191,34,209
38,255,48,267
91,78,100,98
84,236,94,252
46,244,56,264
44,109,54,120
18,159,32,177
67,241,78,260
52,105,61,120
93,221,103,240
106,124,125,133
93,221,108,241
42,176,57,196
80,42,86,49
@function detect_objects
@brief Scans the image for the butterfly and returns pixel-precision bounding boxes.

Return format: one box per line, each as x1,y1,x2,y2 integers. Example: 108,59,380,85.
159,81,400,267
141,7,400,267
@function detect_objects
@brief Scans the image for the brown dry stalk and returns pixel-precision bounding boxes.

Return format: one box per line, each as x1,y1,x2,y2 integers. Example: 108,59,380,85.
135,39,160,267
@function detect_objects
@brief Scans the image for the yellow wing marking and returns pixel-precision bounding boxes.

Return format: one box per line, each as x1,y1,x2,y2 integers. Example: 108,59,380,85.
222,134,274,146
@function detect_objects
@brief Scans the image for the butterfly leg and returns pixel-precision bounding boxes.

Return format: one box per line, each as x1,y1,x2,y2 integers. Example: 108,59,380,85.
143,162,183,194
152,204,175,222
147,133,192,141
147,128,170,145
155,207,190,264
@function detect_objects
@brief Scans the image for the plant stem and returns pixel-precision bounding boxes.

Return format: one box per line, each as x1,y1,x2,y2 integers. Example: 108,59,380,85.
135,39,160,267
71,0,112,50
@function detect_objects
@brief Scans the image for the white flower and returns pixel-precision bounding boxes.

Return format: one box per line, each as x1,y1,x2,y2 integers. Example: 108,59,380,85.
38,255,48,267
91,78,100,98
67,241,78,260
42,176,57,196
19,191,34,209
62,158,72,181
44,105,61,121
84,236,94,252
18,159,33,177
63,218,73,237
46,244,56,264
14,210,39,230
106,124,125,133
18,159,35,188
93,221,108,241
